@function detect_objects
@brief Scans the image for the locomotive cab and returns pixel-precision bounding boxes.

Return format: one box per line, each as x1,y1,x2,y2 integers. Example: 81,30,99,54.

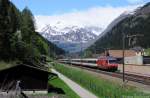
96,56,118,71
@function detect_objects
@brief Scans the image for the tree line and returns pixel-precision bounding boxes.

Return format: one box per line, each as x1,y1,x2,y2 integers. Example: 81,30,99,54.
0,0,64,63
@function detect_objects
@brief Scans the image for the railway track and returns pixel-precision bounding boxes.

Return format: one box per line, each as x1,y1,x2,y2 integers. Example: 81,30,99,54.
60,62,150,85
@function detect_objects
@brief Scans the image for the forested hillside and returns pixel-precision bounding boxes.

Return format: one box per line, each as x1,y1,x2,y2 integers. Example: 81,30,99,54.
0,0,64,63
85,2,150,54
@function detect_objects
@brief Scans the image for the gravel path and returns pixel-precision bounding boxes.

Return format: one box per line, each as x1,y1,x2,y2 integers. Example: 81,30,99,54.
51,69,98,98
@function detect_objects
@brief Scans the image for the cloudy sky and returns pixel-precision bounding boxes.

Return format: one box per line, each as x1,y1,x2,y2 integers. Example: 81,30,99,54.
12,0,150,34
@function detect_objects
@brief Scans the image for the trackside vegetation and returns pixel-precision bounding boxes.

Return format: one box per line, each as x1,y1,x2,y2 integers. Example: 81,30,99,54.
53,63,149,98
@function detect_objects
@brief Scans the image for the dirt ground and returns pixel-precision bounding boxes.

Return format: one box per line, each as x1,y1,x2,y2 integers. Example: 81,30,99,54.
118,64,150,76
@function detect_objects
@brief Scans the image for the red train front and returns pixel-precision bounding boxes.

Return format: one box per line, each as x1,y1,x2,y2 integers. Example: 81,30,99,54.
96,56,118,71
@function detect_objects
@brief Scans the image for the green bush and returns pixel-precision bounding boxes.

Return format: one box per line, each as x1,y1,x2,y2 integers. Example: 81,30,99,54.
145,48,150,56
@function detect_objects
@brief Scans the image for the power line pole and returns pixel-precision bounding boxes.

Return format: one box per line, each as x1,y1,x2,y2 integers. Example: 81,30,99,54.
122,33,144,82
127,34,144,47
122,33,125,82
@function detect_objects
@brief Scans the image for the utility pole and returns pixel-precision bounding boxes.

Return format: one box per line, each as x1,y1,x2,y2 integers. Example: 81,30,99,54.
80,37,83,64
79,31,83,63
122,33,144,82
122,33,125,82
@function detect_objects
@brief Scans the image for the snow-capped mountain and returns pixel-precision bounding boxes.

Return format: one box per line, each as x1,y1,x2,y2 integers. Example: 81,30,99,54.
40,25,101,42
39,25,102,52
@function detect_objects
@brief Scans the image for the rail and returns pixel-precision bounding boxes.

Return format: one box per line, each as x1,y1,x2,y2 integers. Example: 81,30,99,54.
59,61,150,85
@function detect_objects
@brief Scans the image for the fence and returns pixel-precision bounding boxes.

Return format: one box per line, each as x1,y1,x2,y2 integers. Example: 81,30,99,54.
124,56,143,65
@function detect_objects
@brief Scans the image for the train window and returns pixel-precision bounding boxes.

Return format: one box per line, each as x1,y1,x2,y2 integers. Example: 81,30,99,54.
88,61,96,63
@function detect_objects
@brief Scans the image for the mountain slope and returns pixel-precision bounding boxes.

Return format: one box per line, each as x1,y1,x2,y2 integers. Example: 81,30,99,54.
85,11,133,49
86,3,150,54
36,32,65,56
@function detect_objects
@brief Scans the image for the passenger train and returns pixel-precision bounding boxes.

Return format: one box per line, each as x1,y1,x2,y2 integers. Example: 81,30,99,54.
59,56,118,71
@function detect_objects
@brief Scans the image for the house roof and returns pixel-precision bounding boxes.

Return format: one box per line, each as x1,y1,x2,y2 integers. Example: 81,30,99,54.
109,50,137,58
0,63,58,77
100,50,137,58
0,61,18,72
0,62,50,74
131,46,144,52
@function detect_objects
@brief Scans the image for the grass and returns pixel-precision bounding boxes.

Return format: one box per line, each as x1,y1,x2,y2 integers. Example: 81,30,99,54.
53,63,150,98
48,76,80,98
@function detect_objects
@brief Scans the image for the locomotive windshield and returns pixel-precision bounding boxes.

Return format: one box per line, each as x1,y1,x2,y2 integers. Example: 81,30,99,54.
109,60,117,64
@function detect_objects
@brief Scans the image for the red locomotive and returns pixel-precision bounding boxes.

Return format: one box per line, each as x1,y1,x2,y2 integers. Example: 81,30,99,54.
96,56,118,71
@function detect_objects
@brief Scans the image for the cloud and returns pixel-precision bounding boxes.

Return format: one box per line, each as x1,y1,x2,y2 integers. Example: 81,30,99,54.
127,0,144,4
35,5,140,34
